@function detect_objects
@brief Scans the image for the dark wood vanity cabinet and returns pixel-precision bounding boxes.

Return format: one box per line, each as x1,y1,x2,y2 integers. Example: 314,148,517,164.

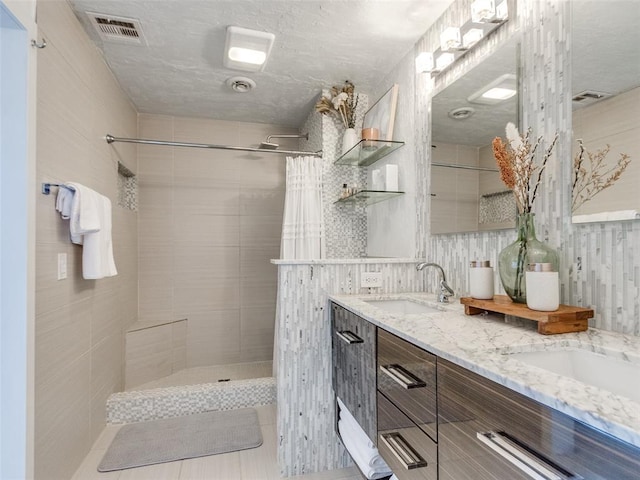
377,329,438,480
331,302,377,442
331,304,640,480
438,357,640,480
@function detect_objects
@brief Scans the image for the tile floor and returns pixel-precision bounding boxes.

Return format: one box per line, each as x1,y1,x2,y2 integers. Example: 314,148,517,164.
71,404,360,480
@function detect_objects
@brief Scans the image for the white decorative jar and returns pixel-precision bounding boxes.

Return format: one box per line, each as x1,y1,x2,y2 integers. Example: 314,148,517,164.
525,263,559,311
469,260,494,300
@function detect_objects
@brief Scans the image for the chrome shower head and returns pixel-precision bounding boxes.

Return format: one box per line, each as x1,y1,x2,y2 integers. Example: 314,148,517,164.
258,141,279,150
258,133,309,150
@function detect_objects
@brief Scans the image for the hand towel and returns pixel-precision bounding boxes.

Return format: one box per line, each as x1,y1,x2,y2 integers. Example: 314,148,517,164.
65,182,102,245
55,186,74,219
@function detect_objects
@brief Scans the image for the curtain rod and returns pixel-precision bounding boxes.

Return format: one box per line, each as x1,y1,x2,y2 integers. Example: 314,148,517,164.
432,162,498,172
105,134,322,158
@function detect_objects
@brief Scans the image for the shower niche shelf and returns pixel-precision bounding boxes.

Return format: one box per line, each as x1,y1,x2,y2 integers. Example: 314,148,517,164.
334,139,405,167
334,190,404,206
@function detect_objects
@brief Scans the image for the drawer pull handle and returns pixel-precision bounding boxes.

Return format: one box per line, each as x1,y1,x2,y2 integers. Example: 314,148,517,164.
380,364,427,389
476,431,580,480
336,330,363,344
380,432,428,470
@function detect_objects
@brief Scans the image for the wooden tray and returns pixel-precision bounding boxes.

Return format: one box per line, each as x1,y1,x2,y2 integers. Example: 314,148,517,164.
460,295,594,335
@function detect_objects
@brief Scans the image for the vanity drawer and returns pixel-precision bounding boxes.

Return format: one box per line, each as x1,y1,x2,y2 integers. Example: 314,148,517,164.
377,392,437,480
438,358,640,480
331,302,377,443
377,329,437,442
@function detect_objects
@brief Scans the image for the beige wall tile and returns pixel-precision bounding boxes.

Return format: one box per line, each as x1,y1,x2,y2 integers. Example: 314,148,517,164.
35,2,138,477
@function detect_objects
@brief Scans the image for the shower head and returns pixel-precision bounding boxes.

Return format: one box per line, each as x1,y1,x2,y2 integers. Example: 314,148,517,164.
258,133,309,150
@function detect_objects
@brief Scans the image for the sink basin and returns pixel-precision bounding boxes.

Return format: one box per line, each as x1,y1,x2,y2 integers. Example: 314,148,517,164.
363,299,442,315
507,348,640,402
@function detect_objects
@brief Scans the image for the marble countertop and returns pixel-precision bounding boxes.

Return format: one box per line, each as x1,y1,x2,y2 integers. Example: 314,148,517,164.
329,292,640,449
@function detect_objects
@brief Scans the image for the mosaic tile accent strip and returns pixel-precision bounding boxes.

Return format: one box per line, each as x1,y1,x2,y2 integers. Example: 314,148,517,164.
117,161,137,211
275,260,426,476
106,377,276,424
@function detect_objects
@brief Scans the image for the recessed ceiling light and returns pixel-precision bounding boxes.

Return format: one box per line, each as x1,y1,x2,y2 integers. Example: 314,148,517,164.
224,26,275,72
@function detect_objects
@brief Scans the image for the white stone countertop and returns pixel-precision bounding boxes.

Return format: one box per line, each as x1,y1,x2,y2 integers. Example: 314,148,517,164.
329,292,640,449
271,258,425,265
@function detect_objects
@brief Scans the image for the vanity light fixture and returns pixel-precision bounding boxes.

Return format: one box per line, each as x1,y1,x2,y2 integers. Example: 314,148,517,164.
415,52,434,73
467,73,516,104
440,27,462,51
415,0,508,77
224,26,275,72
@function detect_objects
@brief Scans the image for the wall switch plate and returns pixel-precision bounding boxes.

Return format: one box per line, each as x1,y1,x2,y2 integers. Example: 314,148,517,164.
57,253,67,280
361,272,383,288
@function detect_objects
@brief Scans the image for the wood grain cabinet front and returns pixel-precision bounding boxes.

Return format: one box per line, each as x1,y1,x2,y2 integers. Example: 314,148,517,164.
438,357,640,480
331,302,377,442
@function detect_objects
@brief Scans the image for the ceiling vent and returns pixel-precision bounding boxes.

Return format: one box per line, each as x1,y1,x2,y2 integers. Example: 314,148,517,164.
572,90,612,106
86,12,147,45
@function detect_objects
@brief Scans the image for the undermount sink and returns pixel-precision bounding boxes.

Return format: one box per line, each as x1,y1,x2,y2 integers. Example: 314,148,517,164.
363,299,442,315
506,348,640,403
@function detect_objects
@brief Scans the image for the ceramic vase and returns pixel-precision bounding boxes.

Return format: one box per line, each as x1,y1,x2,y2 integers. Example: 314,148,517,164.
498,212,559,303
341,127,359,156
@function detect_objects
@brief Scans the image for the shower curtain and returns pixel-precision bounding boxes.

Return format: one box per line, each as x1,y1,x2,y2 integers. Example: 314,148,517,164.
280,155,325,259
274,155,325,376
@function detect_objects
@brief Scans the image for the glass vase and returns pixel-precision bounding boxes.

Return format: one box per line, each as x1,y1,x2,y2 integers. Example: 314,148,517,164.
498,213,559,304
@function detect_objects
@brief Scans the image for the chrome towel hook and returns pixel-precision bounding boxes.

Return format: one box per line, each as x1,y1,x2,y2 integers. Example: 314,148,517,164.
31,38,47,49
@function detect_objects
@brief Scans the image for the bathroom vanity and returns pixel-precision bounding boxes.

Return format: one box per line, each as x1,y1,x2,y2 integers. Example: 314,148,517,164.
330,297,640,480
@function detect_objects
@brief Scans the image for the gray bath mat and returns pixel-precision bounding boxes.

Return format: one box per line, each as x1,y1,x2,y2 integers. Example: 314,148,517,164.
98,408,262,472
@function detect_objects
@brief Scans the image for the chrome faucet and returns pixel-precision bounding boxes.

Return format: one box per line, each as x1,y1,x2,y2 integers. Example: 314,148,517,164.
416,262,455,303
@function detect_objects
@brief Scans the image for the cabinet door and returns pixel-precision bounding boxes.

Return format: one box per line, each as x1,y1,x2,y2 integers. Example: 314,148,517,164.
438,358,640,480
378,329,438,442
331,303,377,442
378,392,438,480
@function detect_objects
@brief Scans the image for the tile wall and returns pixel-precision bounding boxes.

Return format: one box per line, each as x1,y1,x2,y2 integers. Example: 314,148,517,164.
136,114,297,370
34,1,138,479
275,260,427,476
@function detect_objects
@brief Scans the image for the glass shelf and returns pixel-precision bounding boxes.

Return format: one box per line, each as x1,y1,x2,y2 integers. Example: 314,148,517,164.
334,139,405,167
334,190,404,206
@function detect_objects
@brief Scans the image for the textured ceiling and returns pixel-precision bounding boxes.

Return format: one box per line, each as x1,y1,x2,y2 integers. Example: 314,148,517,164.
68,0,453,127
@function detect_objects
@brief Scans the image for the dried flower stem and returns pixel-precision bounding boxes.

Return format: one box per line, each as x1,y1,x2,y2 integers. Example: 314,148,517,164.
572,139,631,212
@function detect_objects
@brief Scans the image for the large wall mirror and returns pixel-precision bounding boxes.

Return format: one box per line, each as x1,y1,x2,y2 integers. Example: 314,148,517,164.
571,1,640,223
430,36,519,234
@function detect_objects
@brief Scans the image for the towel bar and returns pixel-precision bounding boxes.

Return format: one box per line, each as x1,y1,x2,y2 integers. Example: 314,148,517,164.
42,183,74,195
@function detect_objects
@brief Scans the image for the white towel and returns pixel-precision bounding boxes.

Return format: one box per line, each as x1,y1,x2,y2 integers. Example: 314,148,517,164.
55,186,75,219
57,182,117,280
338,419,391,479
337,397,375,449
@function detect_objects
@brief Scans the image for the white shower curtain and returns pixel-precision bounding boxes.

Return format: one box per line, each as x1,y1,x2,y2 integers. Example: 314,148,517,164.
280,155,325,259
273,155,324,377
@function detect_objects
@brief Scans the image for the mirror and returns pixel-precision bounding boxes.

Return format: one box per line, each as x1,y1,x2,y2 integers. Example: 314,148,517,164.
430,37,519,234
571,1,640,223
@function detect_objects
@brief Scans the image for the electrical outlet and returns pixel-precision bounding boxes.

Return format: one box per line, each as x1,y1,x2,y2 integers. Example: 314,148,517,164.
361,272,383,288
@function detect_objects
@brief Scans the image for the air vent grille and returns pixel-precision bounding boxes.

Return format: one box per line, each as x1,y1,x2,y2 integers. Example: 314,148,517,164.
86,12,147,45
572,90,612,105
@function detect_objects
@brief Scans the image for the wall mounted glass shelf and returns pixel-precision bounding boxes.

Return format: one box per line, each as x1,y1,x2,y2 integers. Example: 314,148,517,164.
334,190,404,206
334,139,405,167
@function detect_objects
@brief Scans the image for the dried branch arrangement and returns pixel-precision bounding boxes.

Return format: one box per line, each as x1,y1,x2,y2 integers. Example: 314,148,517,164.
315,81,359,129
571,139,631,212
492,123,559,214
